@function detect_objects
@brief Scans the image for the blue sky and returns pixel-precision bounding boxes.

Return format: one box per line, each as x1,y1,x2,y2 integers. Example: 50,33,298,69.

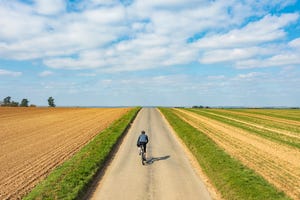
0,0,299,107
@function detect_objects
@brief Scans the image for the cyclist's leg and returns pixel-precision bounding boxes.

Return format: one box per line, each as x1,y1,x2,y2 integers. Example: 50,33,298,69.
143,144,147,160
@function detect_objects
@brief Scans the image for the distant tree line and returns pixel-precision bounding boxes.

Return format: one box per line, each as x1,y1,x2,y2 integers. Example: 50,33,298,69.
192,105,210,109
0,96,56,107
0,96,32,107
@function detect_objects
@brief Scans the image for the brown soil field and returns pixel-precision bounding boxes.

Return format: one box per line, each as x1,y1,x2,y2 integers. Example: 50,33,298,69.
0,107,131,200
174,109,300,200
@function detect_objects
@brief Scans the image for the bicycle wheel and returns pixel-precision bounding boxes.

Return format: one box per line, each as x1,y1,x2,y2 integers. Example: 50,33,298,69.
141,146,145,165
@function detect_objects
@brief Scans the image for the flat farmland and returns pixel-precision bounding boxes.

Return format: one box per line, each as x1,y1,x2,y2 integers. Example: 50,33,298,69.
0,107,131,199
173,108,300,200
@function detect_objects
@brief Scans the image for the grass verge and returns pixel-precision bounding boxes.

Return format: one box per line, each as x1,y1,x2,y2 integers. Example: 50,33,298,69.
159,107,290,200
23,107,140,200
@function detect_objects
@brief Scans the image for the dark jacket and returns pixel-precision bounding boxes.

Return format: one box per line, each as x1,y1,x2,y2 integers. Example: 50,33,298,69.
137,134,148,146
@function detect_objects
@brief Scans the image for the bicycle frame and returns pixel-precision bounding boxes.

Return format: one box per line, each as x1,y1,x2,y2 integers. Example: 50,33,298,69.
140,145,146,165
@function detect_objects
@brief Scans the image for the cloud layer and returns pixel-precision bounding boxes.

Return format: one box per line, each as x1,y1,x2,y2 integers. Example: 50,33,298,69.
0,0,299,72
0,69,22,77
0,0,299,107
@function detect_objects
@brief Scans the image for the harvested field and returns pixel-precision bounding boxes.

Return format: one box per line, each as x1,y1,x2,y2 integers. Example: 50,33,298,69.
0,107,131,200
173,108,300,200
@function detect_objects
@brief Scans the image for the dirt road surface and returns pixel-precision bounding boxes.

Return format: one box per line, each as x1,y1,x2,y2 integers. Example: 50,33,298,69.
88,108,212,200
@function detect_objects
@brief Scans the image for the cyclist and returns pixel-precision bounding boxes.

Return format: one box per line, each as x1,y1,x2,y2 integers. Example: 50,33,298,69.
137,130,149,158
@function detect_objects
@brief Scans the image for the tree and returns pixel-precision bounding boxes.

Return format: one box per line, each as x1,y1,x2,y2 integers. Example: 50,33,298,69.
192,105,204,109
48,97,56,107
3,96,11,106
20,99,29,107
11,101,19,107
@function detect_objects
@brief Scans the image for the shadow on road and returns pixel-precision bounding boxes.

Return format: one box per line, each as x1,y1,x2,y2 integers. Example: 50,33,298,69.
146,155,170,164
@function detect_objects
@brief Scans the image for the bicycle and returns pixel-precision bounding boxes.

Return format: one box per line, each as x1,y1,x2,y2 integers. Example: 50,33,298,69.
139,145,146,165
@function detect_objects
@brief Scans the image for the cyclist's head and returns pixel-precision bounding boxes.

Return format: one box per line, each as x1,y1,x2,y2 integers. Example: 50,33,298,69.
141,130,145,134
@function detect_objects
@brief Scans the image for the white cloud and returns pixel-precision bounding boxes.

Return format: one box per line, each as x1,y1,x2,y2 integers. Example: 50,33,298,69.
199,45,281,64
0,1,128,61
0,69,22,77
34,0,65,15
207,75,226,80
289,38,300,49
0,0,299,72
200,48,258,64
195,13,299,49
44,52,109,70
83,5,126,24
39,70,53,77
77,73,97,77
197,14,299,67
236,72,264,80
0,2,46,41
236,51,300,69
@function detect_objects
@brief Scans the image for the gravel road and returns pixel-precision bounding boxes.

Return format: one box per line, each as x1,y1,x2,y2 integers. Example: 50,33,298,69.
88,108,212,200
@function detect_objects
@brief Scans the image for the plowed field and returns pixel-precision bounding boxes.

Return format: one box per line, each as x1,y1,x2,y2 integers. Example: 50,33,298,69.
173,108,300,200
0,107,131,200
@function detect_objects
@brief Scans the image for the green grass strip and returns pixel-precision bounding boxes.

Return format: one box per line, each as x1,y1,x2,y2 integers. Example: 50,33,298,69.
159,108,290,200
23,107,141,200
